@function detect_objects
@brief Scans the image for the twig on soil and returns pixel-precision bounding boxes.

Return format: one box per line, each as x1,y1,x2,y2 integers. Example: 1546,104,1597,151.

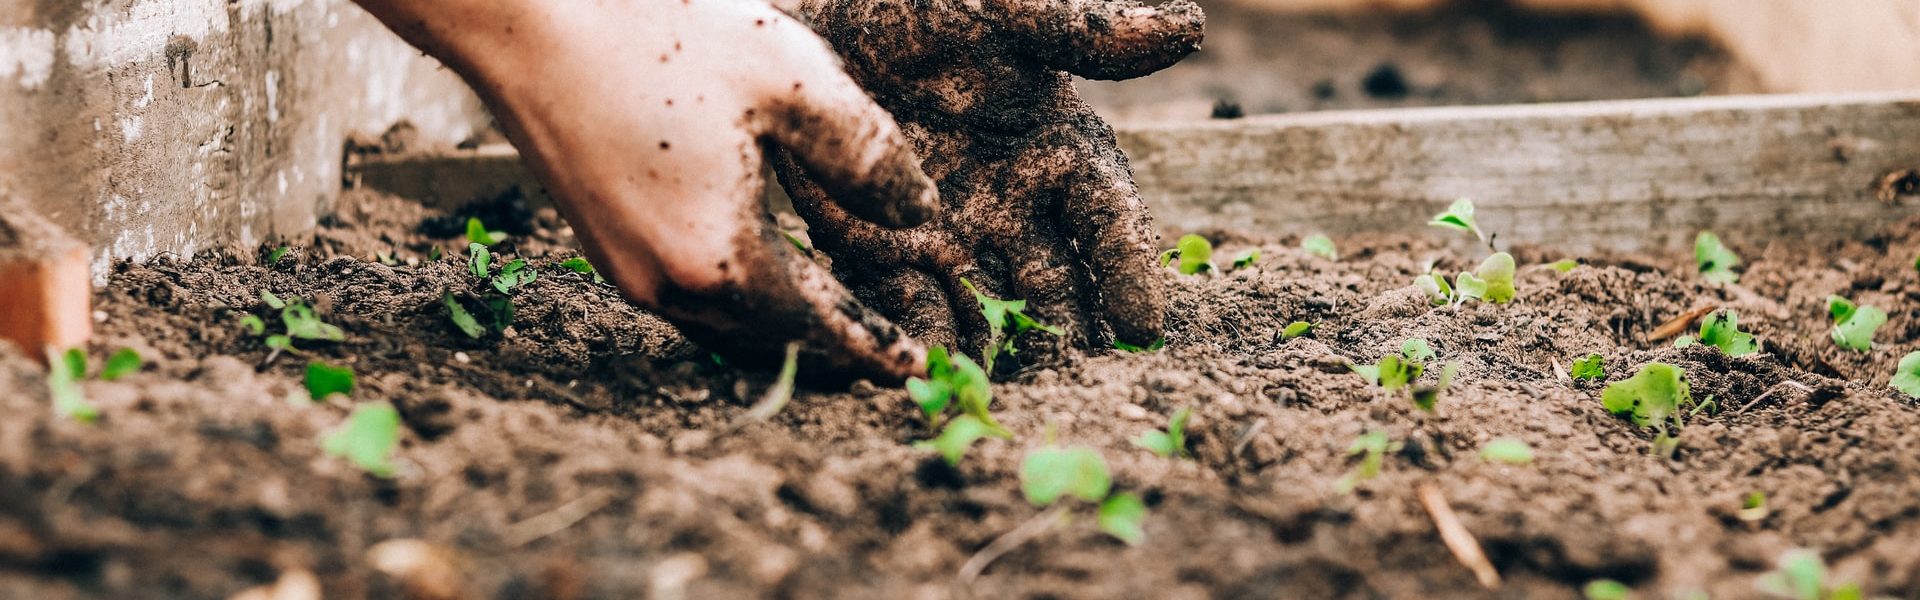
1738,380,1813,414
502,489,615,548
1416,482,1501,590
1550,359,1569,383
1232,418,1267,458
956,505,1069,587
1647,304,1718,342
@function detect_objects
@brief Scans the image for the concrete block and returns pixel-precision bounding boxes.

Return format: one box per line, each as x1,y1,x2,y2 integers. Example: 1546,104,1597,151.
0,199,91,361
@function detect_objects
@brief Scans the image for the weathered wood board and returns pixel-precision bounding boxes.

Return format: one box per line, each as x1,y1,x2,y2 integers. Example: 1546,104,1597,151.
348,92,1920,253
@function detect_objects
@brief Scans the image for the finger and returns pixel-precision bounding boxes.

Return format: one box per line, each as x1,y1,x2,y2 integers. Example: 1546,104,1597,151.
1003,235,1091,360
1061,154,1166,347
757,28,939,229
990,0,1205,81
853,270,960,351
651,227,927,384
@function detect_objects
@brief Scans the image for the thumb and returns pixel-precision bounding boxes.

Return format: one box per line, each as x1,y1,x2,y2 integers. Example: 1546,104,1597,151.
759,43,938,229
997,0,1206,81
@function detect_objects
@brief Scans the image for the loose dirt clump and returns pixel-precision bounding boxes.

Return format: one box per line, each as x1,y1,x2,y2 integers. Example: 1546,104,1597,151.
1,189,1917,599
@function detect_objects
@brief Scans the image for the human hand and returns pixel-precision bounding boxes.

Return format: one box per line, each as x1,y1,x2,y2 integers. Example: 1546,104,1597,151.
774,0,1204,365
358,0,944,380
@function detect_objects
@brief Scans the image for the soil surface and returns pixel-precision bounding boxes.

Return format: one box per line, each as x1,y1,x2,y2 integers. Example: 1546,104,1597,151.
1077,0,1761,123
3,188,1918,599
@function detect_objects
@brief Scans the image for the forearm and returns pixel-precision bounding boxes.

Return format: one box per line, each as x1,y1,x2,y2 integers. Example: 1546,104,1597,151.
349,0,551,78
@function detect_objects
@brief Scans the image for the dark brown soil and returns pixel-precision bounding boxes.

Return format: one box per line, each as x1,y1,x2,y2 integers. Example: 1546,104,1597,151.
1077,0,1762,122
3,188,1919,599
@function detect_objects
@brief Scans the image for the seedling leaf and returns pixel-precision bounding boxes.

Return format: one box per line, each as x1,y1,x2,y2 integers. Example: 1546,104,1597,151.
963,278,1063,371
260,289,286,310
305,361,356,401
1476,252,1517,303
100,348,143,381
1131,407,1191,459
1281,321,1315,340
492,259,538,294
783,231,810,254
1336,431,1400,494
443,293,487,339
1756,548,1854,600
239,314,267,335
1428,198,1484,240
914,414,1009,465
740,343,800,422
1571,354,1606,381
267,246,291,263
559,256,607,284
1401,338,1436,363
46,348,98,423
323,402,402,477
468,243,492,279
281,300,346,342
1454,271,1488,301
1171,234,1215,275
1097,492,1148,545
1826,295,1884,352
1021,446,1112,507
1113,338,1165,353
1548,259,1579,273
1697,310,1758,357
1302,234,1338,260
1602,363,1690,428
1695,231,1741,284
1739,491,1770,523
1480,438,1534,465
1411,362,1456,411
1417,273,1454,305
1231,249,1261,270
465,217,505,246
1350,363,1380,385
1583,580,1631,600
1891,351,1920,397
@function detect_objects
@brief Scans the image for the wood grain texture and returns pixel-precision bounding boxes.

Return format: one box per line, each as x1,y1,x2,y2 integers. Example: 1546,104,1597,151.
348,93,1920,253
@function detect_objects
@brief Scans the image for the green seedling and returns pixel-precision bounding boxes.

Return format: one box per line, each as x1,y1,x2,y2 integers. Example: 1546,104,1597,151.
1826,295,1885,352
244,290,346,362
1601,362,1694,458
1336,430,1401,494
429,246,443,262
46,348,98,423
1480,438,1534,465
465,217,506,246
324,402,402,477
1401,338,1435,362
448,244,538,338
915,414,1007,465
1695,231,1741,284
559,256,607,284
783,231,811,254
1410,362,1457,412
1131,407,1191,459
739,343,800,423
1231,249,1261,270
963,278,1064,372
1571,354,1606,381
1429,198,1485,241
305,361,356,401
1416,271,1454,306
1890,351,1920,398
1096,493,1148,545
1697,310,1759,357
443,293,487,339
1452,252,1516,304
1160,234,1215,275
1302,234,1338,260
491,259,539,294
1584,580,1632,600
1756,549,1862,600
267,246,292,264
906,346,1009,439
100,348,143,381
1022,446,1112,506
375,251,400,266
1113,338,1165,353
1548,259,1580,273
1739,491,1770,523
1281,321,1315,340
469,243,492,278
1354,339,1434,391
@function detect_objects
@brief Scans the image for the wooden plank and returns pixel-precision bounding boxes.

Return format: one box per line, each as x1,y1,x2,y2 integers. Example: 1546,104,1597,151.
346,92,1920,252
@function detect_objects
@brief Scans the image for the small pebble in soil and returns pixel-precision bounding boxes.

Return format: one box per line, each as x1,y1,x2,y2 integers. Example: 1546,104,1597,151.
454,352,471,364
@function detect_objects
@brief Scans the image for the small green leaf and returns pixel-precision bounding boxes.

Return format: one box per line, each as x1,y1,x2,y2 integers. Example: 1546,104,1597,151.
281,300,346,342
1158,249,1176,267
1756,549,1831,600
305,361,356,401
100,348,143,381
1428,198,1484,240
1548,259,1579,273
443,293,487,339
429,246,443,262
265,335,294,352
1697,310,1758,357
1401,338,1435,363
1097,492,1148,545
239,314,267,335
492,259,538,294
560,257,595,274
1281,321,1315,340
1416,273,1453,305
1131,407,1191,459
783,231,811,254
1411,362,1456,411
465,217,505,246
1350,363,1381,386
267,246,291,264
1454,271,1488,301
1673,335,1697,348
1377,354,1422,391
1738,490,1770,522
1476,252,1517,303
1302,235,1338,260
1826,295,1884,352
1113,338,1166,353
1172,234,1214,275
468,243,492,279
260,289,286,310
913,414,1008,465
1571,354,1606,381
963,278,1063,372
1336,431,1400,494
1021,446,1112,507
1890,351,1920,398
1230,249,1261,270
1602,363,1690,428
1583,579,1631,600
1131,430,1175,457
1480,438,1534,465
323,402,402,477
46,348,98,423
1694,231,1741,284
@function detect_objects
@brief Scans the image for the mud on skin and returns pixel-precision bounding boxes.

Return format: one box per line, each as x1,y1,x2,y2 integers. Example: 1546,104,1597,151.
774,0,1205,366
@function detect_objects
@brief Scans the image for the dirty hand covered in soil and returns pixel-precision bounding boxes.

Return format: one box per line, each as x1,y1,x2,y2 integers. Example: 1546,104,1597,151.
775,0,1205,363
355,0,947,382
